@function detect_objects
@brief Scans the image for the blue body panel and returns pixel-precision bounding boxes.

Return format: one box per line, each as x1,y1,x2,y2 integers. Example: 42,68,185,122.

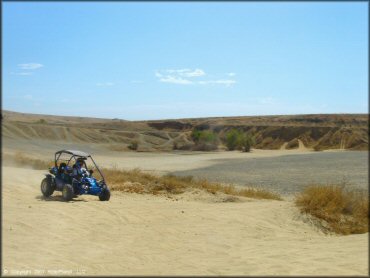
83,177,102,195
50,166,103,196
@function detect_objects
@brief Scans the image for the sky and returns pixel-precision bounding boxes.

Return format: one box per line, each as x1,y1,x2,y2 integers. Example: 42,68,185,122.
3,2,368,120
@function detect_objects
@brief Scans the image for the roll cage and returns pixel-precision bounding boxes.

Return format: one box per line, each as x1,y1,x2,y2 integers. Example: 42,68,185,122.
54,150,105,181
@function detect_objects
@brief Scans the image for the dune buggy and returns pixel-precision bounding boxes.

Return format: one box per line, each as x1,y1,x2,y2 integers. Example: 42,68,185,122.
41,150,110,201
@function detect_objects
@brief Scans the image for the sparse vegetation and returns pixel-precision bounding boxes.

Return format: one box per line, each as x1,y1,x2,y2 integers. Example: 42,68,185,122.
191,129,217,144
225,128,241,150
36,118,47,124
191,128,202,142
128,141,139,151
191,129,218,151
104,167,282,200
239,133,255,152
224,129,254,151
295,184,369,234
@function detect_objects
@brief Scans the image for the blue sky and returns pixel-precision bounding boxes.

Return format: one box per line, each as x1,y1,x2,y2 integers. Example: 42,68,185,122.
3,2,368,120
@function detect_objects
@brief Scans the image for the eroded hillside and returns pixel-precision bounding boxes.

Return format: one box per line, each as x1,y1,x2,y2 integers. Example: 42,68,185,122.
2,110,368,151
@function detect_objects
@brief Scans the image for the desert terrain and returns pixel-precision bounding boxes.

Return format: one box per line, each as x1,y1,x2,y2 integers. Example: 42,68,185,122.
2,110,369,276
2,110,368,152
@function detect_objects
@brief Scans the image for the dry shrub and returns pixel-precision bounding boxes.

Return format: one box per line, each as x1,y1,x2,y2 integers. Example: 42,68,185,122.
238,187,283,200
114,182,146,194
295,184,369,234
106,167,282,200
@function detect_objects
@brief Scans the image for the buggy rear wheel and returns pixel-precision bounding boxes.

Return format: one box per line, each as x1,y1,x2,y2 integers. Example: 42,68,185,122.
41,177,54,197
99,188,110,201
62,184,74,202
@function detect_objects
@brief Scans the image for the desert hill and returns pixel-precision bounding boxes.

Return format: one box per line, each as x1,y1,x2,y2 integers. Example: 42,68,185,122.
2,110,368,151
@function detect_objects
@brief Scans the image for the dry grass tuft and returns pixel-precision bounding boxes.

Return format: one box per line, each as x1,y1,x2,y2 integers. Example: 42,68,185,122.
295,184,369,234
105,167,282,200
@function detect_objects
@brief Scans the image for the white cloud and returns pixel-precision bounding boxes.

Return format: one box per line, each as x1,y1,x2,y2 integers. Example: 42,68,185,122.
199,79,236,86
165,68,205,77
182,69,205,77
155,68,236,87
155,68,205,85
96,82,114,87
18,63,44,70
155,70,193,85
159,75,193,85
227,72,236,77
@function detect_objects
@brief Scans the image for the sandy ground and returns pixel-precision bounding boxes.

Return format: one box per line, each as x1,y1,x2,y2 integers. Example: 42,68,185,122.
2,166,368,276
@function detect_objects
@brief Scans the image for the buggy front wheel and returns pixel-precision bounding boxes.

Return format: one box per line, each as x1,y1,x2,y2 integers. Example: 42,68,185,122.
62,184,74,202
41,177,54,197
99,188,110,201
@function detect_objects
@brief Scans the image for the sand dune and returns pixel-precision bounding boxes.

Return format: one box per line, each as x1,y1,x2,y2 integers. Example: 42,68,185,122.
3,166,368,276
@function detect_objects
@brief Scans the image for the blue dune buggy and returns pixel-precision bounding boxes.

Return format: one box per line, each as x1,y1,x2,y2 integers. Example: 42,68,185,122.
41,150,110,201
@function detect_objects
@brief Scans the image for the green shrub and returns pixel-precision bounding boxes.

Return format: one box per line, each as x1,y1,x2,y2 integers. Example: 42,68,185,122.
240,133,255,152
191,129,202,143
225,129,240,150
224,129,254,151
199,130,218,144
191,129,219,151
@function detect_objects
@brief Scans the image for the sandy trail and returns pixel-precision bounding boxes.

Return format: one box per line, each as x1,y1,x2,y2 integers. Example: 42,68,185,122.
2,166,368,276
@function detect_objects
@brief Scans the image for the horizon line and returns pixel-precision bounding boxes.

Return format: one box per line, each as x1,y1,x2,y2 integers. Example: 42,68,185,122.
2,109,367,122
